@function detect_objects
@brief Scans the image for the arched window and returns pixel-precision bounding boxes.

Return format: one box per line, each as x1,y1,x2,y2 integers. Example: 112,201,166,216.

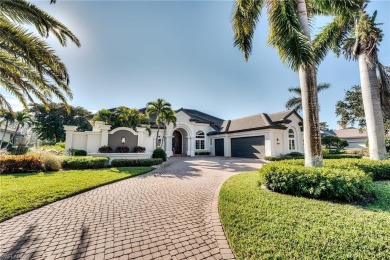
195,131,205,149
288,129,296,150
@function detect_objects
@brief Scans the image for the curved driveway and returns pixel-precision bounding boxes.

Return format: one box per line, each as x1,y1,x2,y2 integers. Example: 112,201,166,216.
0,157,263,260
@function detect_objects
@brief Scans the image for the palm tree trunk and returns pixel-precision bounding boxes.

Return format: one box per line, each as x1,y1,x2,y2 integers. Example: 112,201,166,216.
12,123,20,145
296,0,323,167
359,54,388,160
0,121,9,148
156,126,160,148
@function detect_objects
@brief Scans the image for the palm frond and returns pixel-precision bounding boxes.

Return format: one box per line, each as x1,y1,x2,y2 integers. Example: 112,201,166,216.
232,0,264,61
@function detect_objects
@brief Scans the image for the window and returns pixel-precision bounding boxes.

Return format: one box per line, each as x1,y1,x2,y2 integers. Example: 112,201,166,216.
196,131,205,149
288,129,296,150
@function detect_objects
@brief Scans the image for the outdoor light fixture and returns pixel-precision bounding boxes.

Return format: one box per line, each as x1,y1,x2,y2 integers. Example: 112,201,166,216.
121,137,126,144
276,138,280,145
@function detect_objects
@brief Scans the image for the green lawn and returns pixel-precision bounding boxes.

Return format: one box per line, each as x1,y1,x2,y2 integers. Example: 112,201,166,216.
219,172,390,260
0,167,153,222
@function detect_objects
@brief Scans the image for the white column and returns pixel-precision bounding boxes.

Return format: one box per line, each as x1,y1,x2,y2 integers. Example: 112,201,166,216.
187,137,195,156
100,125,111,147
265,132,274,156
224,135,231,157
165,135,173,157
136,127,145,148
64,125,77,152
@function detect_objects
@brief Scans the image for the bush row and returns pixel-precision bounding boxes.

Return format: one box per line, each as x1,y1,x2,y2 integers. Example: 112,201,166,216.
111,159,163,167
0,154,166,173
264,153,362,161
60,156,109,169
260,163,372,202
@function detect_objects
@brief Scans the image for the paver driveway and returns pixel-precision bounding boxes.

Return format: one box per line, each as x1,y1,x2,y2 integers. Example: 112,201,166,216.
0,157,263,260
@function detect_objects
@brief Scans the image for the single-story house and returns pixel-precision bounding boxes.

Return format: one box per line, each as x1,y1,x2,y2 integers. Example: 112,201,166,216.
64,108,304,159
334,128,390,149
0,126,16,144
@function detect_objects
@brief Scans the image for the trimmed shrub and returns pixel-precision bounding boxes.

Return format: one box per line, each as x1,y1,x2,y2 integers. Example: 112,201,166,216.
345,148,369,157
111,158,163,167
260,163,372,202
115,146,130,153
325,159,390,181
265,153,361,161
98,146,113,153
195,151,210,156
134,146,146,153
0,155,44,174
73,149,87,156
61,156,109,169
152,148,167,162
323,154,361,159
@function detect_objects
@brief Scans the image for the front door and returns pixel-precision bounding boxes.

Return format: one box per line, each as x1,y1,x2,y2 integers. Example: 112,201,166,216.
172,130,182,154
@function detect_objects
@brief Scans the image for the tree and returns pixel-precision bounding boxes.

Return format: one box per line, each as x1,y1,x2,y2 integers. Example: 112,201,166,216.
335,85,390,132
11,111,32,145
0,109,15,148
319,122,329,129
111,107,146,130
321,135,349,151
31,103,92,142
0,0,80,111
93,109,112,124
315,4,388,160
232,0,359,166
286,83,330,111
145,99,174,148
160,109,177,148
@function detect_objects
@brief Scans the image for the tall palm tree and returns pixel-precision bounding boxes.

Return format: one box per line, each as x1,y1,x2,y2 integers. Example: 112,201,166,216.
286,83,330,111
314,5,388,160
113,107,143,130
160,109,177,148
0,0,80,111
11,111,32,145
145,99,174,148
0,109,15,148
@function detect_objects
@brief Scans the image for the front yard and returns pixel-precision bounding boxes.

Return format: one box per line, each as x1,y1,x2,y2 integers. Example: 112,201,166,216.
0,167,153,222
219,171,390,259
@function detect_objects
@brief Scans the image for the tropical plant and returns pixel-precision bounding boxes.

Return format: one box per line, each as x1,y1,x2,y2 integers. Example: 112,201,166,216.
93,109,112,124
11,111,32,144
0,0,80,111
160,109,177,147
111,107,146,130
31,103,92,142
146,99,175,148
321,135,349,151
232,0,360,166
0,109,15,148
315,5,389,160
335,85,390,132
285,83,330,111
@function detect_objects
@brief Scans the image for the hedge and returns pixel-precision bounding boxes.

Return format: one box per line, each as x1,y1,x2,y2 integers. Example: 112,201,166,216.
61,156,109,169
264,153,361,161
325,159,390,181
152,148,167,161
0,155,44,174
73,149,87,156
259,163,372,202
111,158,163,167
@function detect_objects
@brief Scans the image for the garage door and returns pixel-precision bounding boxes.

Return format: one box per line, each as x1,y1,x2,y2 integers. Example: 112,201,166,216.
231,136,265,158
214,139,224,156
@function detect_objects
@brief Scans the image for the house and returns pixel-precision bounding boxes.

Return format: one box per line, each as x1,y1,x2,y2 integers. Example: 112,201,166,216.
0,126,16,144
64,108,304,159
334,128,390,149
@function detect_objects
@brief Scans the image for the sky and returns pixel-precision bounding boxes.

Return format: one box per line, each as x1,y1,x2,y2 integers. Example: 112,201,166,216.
4,0,390,129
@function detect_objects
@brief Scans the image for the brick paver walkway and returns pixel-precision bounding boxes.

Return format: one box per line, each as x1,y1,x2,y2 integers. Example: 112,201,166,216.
0,157,263,260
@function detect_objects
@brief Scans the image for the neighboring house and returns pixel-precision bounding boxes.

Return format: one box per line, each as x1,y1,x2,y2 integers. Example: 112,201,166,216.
0,126,16,144
334,128,390,149
64,108,304,159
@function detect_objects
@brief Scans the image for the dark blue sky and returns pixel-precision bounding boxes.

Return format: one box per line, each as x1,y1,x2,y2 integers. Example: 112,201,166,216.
10,0,390,129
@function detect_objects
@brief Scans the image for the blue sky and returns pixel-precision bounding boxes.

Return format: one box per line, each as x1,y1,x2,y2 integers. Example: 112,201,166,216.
7,0,390,129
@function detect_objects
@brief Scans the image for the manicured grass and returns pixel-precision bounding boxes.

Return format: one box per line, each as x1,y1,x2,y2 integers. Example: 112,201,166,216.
0,167,153,222
219,172,390,259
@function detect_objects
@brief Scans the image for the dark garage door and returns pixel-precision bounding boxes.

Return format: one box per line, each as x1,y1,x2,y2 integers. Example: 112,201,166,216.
214,139,224,156
231,136,265,158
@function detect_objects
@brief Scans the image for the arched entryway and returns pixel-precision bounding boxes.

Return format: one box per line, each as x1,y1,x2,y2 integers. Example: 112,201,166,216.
171,128,189,155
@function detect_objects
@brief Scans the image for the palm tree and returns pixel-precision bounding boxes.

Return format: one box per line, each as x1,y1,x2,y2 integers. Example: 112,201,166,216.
93,109,112,124
286,83,330,111
11,111,32,145
113,107,143,130
160,109,177,148
145,99,174,148
314,5,388,160
0,0,80,111
0,109,15,148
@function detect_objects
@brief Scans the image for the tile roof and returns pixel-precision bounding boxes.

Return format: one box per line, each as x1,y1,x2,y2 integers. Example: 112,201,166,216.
334,128,390,139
